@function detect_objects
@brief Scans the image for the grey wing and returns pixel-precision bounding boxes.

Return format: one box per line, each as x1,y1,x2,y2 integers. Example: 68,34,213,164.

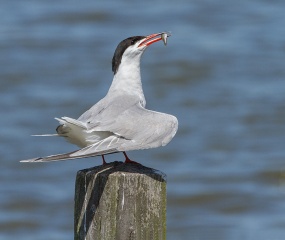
77,94,136,127
89,102,178,151
77,97,108,124
21,101,178,162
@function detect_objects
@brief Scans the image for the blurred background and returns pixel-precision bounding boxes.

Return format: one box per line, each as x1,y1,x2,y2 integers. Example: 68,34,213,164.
1,0,285,239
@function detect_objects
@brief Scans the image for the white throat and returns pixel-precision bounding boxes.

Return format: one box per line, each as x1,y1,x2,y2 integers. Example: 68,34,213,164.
107,52,145,102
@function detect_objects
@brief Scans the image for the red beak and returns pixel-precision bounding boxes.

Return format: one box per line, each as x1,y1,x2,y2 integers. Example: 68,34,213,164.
138,33,164,47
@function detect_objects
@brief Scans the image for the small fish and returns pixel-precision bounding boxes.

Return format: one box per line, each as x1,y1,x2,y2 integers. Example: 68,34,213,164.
161,33,168,46
161,32,171,46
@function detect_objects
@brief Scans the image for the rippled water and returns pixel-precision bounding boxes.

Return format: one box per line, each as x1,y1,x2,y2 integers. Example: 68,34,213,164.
1,0,285,239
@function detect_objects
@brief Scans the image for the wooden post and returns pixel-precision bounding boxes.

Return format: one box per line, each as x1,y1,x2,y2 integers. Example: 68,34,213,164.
74,161,167,240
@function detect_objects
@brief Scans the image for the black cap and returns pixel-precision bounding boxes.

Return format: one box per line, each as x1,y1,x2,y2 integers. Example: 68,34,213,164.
112,36,145,74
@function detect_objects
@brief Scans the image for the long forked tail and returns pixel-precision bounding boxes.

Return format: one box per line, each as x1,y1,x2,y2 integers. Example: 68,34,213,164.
31,134,59,137
20,147,118,163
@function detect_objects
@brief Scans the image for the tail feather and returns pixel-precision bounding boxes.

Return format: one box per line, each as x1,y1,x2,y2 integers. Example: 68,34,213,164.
21,117,121,163
56,117,87,129
32,134,59,137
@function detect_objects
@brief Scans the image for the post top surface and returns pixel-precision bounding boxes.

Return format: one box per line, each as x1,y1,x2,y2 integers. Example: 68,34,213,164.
78,161,167,182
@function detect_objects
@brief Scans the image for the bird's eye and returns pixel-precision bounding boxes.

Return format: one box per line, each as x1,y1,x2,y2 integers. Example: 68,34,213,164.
131,39,136,45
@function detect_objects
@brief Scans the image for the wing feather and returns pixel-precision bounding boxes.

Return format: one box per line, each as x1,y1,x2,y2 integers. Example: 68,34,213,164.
87,103,178,150
21,95,178,163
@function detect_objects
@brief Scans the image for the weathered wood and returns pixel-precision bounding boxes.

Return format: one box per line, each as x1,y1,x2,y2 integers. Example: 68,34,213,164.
74,161,167,240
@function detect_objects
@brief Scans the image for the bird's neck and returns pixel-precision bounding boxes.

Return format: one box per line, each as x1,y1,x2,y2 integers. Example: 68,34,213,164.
107,55,145,102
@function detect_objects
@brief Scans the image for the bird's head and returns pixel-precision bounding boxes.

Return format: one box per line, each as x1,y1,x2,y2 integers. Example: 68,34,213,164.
112,32,171,74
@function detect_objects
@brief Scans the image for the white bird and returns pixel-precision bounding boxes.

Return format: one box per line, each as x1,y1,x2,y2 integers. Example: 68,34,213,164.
21,32,178,163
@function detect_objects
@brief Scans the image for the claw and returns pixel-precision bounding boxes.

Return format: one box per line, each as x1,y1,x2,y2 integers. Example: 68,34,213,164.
123,152,139,164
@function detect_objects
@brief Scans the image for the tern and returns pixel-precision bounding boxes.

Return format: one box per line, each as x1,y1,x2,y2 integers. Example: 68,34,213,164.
21,32,178,163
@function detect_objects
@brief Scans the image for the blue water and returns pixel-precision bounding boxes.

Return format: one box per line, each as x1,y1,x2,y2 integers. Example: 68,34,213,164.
1,0,285,239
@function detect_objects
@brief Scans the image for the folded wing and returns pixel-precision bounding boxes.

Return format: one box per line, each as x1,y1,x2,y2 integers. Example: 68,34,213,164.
21,97,178,163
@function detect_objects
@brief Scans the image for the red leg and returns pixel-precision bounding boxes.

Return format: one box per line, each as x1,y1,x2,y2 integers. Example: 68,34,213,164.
123,152,139,164
101,155,107,165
